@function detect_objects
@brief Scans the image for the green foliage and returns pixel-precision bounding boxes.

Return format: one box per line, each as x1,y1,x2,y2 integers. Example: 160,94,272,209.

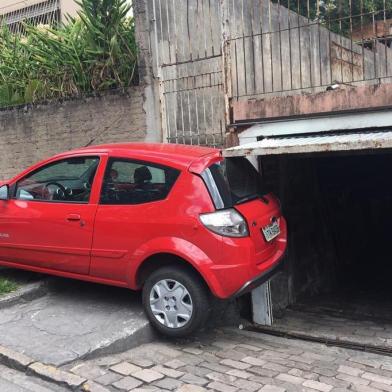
0,277,18,295
0,0,137,108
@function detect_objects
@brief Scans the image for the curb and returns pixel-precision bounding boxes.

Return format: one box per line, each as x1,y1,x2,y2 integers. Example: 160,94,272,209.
0,344,87,390
0,280,48,310
245,325,392,357
76,323,156,364
29,362,86,390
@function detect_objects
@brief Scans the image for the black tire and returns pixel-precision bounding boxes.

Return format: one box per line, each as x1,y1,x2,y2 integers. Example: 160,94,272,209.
142,265,210,338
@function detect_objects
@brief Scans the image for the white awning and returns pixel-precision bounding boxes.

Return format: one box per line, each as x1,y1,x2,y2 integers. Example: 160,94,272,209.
224,130,392,157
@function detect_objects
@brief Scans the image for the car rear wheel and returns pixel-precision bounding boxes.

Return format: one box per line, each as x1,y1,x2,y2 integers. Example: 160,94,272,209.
142,266,210,337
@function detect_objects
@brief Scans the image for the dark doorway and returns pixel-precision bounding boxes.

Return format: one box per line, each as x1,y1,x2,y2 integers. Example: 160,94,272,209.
259,151,392,351
317,153,392,291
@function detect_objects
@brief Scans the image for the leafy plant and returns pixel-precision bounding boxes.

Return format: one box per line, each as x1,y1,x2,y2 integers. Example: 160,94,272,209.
0,277,18,295
0,0,137,108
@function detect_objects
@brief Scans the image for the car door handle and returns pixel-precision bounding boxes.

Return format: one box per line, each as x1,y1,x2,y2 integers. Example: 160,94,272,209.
66,214,81,221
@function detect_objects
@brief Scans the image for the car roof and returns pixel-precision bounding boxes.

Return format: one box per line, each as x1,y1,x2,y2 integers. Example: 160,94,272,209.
60,143,221,171
5,143,222,184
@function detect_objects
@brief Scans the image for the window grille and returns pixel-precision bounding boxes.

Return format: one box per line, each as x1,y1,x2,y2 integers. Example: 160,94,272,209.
0,0,60,34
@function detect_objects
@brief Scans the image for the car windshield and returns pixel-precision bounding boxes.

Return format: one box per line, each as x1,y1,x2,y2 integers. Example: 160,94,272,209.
201,157,267,209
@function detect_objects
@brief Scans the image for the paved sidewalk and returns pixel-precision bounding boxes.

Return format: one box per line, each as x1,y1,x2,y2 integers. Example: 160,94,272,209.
0,277,152,366
64,328,392,391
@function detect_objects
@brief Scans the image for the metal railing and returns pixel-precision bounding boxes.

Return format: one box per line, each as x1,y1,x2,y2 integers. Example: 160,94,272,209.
151,0,225,147
162,68,225,147
0,0,60,34
226,0,392,100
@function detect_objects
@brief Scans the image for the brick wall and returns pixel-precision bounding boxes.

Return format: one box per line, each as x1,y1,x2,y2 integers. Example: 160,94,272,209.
0,86,154,181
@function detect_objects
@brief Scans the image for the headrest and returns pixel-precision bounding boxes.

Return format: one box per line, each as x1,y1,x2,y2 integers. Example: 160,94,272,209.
134,166,152,184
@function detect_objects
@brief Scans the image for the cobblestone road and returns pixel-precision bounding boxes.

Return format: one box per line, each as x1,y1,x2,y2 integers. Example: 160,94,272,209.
65,328,392,392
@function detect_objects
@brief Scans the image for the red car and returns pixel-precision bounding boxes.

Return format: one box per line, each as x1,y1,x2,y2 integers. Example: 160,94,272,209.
0,143,287,336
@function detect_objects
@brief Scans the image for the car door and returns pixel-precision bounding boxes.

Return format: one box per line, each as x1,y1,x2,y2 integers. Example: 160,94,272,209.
0,154,105,274
90,157,180,283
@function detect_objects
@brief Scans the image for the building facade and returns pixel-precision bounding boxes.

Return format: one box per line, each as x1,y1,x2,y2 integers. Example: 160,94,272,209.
0,0,80,33
135,0,392,341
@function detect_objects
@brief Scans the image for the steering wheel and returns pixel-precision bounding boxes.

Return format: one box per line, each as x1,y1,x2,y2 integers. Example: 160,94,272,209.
45,182,67,200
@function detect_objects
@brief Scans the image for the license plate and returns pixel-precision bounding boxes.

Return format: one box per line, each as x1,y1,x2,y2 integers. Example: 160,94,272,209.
262,219,280,242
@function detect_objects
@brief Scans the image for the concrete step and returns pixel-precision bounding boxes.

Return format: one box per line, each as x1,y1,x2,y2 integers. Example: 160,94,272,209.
0,277,154,366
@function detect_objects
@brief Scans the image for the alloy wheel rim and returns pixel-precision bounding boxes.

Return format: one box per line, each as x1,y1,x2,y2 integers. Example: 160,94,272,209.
149,279,193,329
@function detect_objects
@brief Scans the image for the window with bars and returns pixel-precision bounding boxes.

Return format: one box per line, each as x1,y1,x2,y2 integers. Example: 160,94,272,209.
0,0,60,34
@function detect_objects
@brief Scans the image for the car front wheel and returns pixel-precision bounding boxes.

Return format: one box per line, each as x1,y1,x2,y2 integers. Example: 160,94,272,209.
142,266,210,337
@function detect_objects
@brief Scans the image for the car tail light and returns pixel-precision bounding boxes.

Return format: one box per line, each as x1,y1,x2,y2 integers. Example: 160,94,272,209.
200,209,249,238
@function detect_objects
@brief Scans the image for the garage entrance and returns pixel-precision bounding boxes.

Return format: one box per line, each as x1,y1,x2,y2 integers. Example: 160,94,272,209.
225,128,392,352
263,151,392,352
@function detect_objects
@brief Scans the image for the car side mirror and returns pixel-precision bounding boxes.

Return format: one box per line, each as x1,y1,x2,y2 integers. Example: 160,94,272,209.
0,185,9,201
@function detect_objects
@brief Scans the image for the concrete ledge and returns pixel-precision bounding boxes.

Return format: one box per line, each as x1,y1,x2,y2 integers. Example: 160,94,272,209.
77,322,156,363
232,83,392,123
0,279,155,390
0,281,47,310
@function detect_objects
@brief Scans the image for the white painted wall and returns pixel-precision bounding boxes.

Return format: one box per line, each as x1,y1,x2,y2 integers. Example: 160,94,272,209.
0,0,80,22
0,0,43,15
60,0,79,20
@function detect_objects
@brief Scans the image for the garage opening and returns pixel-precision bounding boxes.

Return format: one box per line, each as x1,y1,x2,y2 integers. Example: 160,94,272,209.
258,149,392,351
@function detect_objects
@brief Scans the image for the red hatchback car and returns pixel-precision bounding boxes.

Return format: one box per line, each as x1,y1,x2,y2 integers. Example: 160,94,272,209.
0,143,287,336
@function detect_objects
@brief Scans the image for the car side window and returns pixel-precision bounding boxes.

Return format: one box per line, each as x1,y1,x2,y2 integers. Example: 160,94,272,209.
15,157,100,203
100,159,180,205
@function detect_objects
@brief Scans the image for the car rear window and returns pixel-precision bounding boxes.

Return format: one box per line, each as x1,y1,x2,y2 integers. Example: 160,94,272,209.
201,157,267,209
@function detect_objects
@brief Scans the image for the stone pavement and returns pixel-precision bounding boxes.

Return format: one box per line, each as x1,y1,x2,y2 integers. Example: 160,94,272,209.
63,328,392,391
259,292,392,353
260,308,392,353
0,277,152,366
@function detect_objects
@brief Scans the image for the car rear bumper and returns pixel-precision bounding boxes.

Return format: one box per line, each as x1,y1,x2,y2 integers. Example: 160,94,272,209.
230,256,285,298
206,217,287,299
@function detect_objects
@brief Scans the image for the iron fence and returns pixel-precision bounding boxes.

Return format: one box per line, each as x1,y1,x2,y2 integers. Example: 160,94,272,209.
0,0,60,34
227,0,392,100
151,0,225,146
162,67,225,146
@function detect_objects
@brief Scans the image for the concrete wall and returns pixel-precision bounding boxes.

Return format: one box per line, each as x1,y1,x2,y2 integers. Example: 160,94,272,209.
134,0,163,144
135,0,226,146
135,0,392,147
0,87,153,181
232,83,392,123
